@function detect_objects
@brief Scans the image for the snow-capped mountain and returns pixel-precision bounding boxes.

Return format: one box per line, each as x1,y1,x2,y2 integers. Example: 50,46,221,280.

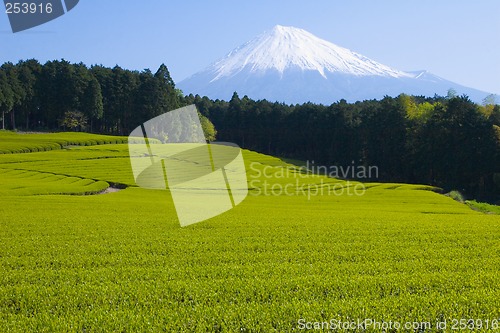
178,25,491,104
209,25,410,80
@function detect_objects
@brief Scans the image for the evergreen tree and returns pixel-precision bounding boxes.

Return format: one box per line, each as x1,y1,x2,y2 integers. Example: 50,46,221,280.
1,62,24,129
16,59,41,130
154,64,179,111
81,77,103,132
0,69,14,130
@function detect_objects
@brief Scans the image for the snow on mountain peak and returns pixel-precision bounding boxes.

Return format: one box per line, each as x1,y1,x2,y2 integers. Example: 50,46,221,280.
209,25,411,82
179,25,491,104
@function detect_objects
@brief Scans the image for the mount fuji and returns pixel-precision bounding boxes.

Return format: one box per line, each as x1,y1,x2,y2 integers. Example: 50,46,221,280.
178,25,491,104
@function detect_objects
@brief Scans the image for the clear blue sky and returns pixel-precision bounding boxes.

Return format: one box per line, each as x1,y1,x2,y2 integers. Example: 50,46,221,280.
1,0,499,94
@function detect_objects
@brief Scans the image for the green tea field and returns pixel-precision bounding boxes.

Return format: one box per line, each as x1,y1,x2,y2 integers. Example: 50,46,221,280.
0,132,499,332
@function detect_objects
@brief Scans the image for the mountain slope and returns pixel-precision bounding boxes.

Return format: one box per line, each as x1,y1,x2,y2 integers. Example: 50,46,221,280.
179,25,491,104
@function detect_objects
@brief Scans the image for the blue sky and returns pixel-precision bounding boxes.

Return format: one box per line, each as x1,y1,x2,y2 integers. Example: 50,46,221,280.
1,0,499,94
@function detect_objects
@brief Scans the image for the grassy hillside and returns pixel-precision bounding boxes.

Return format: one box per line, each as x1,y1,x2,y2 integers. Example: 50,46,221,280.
0,132,498,332
0,131,128,154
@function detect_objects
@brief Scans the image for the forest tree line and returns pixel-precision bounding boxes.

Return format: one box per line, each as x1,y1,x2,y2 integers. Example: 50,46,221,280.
1,60,499,200
189,92,500,201
0,59,180,134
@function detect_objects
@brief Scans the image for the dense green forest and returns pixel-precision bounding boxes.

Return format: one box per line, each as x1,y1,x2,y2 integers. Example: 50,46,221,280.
0,59,180,133
189,93,500,201
1,60,499,200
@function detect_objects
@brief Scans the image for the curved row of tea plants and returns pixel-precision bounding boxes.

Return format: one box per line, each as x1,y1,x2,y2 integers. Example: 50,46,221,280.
0,131,128,154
